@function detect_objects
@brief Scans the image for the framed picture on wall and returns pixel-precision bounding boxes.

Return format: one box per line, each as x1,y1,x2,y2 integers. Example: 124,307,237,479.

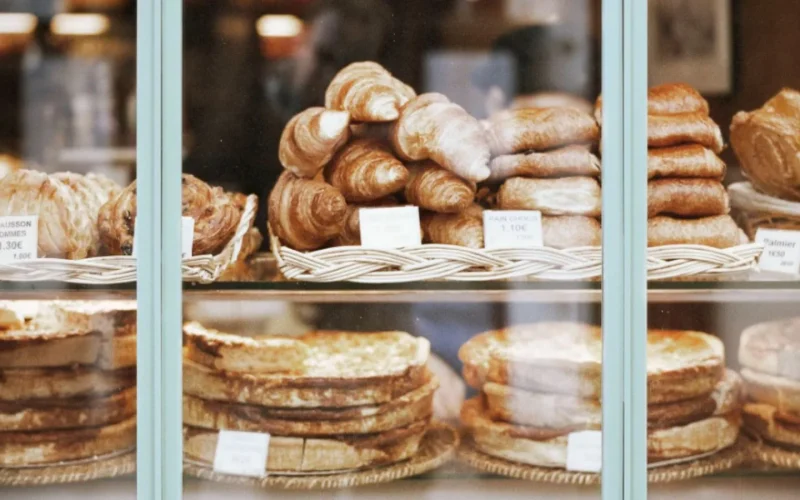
649,0,732,94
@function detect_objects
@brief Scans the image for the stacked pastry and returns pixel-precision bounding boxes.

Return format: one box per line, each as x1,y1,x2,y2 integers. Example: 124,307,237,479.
0,169,120,259
739,318,800,450
459,323,742,468
269,61,494,249
0,301,137,467
182,322,439,474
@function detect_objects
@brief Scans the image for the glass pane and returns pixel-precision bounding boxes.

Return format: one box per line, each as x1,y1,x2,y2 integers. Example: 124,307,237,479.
182,1,608,498
647,0,800,497
0,1,138,498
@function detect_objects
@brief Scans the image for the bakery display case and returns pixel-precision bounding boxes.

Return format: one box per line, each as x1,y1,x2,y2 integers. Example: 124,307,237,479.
3,0,800,499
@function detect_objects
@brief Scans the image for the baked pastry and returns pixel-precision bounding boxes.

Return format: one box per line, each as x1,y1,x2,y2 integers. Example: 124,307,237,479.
743,403,800,447
648,113,724,153
648,145,726,179
0,417,135,466
648,215,743,248
741,368,800,419
459,323,724,403
730,88,800,200
184,419,428,473
0,169,93,259
405,162,476,214
325,61,415,122
488,107,599,156
647,179,729,217
497,177,602,217
739,317,800,380
183,379,436,436
279,107,351,179
324,139,409,203
98,174,242,256
392,93,491,183
0,387,136,431
0,366,135,401
595,83,710,123
52,172,121,256
488,145,601,183
421,205,484,248
542,216,602,248
331,197,398,247
268,171,347,250
511,92,593,114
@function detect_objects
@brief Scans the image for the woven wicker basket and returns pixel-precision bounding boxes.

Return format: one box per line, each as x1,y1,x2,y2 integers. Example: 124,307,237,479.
269,225,762,283
0,195,258,284
729,182,800,239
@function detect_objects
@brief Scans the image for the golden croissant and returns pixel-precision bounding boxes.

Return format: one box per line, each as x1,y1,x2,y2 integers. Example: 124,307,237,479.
392,93,491,183
497,177,602,217
325,62,415,122
53,172,121,256
0,169,94,259
98,174,241,256
488,107,599,156
648,145,726,180
279,107,351,178
268,171,347,250
324,139,409,203
421,205,484,248
405,161,476,214
488,145,601,183
595,83,709,123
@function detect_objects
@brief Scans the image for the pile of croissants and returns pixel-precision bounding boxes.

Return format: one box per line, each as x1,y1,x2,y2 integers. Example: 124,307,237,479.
0,168,251,260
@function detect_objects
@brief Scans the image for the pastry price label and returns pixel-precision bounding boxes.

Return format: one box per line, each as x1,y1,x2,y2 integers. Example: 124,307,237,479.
359,206,422,249
133,217,195,259
0,216,38,263
483,210,543,249
566,430,602,473
213,430,270,477
755,229,800,275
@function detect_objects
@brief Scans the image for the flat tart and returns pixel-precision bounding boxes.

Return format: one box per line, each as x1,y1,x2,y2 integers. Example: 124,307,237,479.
0,366,135,401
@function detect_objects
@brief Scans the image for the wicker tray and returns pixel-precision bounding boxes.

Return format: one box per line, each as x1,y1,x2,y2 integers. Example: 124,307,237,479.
0,450,135,487
458,436,749,485
270,226,762,283
730,181,800,239
183,421,458,490
0,195,258,284
749,440,800,469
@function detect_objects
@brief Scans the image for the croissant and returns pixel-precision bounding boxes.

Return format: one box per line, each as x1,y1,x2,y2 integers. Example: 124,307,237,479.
648,179,729,218
325,62,415,122
0,169,93,259
730,88,800,201
649,113,724,153
53,172,121,256
488,145,601,183
497,177,602,217
324,139,409,203
595,83,709,123
404,161,476,214
648,145,726,180
421,205,484,248
279,107,351,178
268,171,347,250
648,215,743,248
488,107,599,156
331,197,398,247
98,174,241,256
392,93,491,182
542,216,602,249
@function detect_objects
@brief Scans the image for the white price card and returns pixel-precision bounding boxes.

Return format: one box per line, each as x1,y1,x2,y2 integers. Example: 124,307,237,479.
483,210,543,249
133,217,195,258
359,206,421,249
755,229,800,275
566,430,602,473
213,430,270,477
0,216,38,263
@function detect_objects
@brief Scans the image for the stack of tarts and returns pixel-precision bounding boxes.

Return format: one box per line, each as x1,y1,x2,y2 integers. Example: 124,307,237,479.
458,322,744,481
0,301,137,469
182,322,457,484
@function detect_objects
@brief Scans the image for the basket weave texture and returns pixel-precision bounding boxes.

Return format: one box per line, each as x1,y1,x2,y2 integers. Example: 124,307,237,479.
271,226,762,283
730,181,800,239
0,195,258,284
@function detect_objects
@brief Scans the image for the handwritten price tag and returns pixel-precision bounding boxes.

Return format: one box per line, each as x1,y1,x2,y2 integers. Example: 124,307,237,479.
0,216,38,263
755,229,800,275
483,210,543,249
213,430,270,477
566,430,602,473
